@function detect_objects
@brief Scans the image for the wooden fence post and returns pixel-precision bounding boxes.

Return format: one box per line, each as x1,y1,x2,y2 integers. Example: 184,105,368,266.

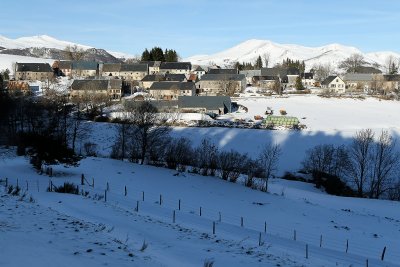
142,191,144,201
104,190,107,202
136,200,139,212
16,178,19,188
81,174,84,185
199,206,202,216
346,239,349,253
26,180,28,191
294,230,297,241
106,182,109,191
381,246,386,261
5,177,8,187
212,221,216,235
320,235,322,248
37,180,39,192
241,217,244,227
173,210,176,223
159,194,162,205
178,199,181,210
124,186,127,196
218,212,221,222
92,178,94,188
258,233,262,246
264,221,267,233
366,259,369,267
306,244,309,259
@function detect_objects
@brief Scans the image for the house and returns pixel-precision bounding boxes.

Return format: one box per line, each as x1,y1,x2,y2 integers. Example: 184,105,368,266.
301,73,315,88
120,64,148,81
178,96,232,115
187,74,198,83
159,62,192,75
197,74,246,96
252,75,279,90
141,74,165,89
192,65,206,79
149,81,195,100
141,61,161,74
15,63,53,81
71,61,98,78
6,80,31,94
383,75,400,93
165,74,187,82
342,73,375,93
70,79,122,100
239,70,261,85
101,63,121,78
321,75,346,93
208,68,238,75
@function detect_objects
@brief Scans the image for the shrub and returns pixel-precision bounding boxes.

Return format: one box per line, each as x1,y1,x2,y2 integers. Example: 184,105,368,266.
53,182,79,195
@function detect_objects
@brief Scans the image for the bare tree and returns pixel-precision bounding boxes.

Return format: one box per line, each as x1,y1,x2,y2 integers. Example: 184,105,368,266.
311,63,332,82
369,74,385,95
194,138,219,176
258,143,281,192
217,150,248,182
130,101,170,165
369,131,400,198
347,129,374,197
64,45,87,61
262,52,271,68
384,55,399,75
339,54,367,73
164,137,193,171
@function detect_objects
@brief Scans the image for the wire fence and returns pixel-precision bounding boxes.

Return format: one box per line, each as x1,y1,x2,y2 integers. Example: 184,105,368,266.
1,175,398,266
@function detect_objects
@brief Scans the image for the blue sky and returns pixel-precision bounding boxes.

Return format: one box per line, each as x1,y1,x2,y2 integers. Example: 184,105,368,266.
1,0,400,58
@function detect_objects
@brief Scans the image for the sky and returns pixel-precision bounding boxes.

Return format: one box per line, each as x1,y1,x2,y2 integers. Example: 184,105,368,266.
1,0,400,58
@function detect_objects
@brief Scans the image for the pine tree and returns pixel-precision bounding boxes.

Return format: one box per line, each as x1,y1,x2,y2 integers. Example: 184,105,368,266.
141,49,151,61
295,76,305,90
255,55,263,69
150,47,165,61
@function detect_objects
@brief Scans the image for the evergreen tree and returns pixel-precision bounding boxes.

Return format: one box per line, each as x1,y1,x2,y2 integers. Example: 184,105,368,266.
3,69,10,80
255,55,263,69
165,49,178,62
150,47,165,61
141,49,151,61
295,76,305,90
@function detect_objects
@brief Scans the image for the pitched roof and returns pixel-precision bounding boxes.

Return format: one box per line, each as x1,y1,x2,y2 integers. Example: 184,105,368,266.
149,81,195,91
120,63,148,72
71,80,108,91
208,68,237,75
193,65,205,72
141,74,165,82
188,74,198,82
342,73,374,82
16,63,53,72
58,61,72,69
321,75,340,85
102,63,121,72
178,96,231,110
261,68,287,77
200,74,246,81
160,62,191,70
383,74,400,81
239,70,261,76
140,61,161,67
165,74,186,82
72,61,98,70
302,72,314,79
252,75,279,82
109,79,123,88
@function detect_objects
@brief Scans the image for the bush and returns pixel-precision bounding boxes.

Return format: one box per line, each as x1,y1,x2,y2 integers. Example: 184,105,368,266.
94,116,109,122
52,182,79,195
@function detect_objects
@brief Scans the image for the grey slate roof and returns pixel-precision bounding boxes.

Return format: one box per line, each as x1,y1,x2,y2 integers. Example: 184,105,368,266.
71,80,108,91
109,79,123,89
302,72,314,79
160,62,191,70
165,74,186,82
140,61,161,67
383,74,400,81
200,74,246,81
321,75,339,85
178,96,231,110
239,70,261,76
150,82,195,91
102,63,121,72
16,63,53,72
193,65,205,72
342,73,374,82
261,68,287,77
208,68,238,75
252,75,279,82
120,63,148,72
72,61,98,70
141,74,165,82
58,61,72,69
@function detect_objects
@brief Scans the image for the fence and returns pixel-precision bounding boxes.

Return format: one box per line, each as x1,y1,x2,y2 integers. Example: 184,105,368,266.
0,176,397,266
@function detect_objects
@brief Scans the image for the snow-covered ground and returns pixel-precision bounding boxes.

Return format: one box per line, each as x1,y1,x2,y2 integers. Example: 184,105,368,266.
1,154,399,267
0,54,54,72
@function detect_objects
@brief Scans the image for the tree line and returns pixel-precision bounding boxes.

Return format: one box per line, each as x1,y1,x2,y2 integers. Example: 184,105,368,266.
141,47,179,62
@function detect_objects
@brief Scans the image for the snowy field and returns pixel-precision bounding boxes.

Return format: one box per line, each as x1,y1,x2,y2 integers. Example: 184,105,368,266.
1,154,400,267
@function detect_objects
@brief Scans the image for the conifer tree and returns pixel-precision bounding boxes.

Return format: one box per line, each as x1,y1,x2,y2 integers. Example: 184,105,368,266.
255,55,263,69
141,49,151,61
295,76,305,90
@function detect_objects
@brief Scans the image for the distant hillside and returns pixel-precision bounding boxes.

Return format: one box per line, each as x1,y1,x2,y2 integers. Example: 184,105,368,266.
185,39,400,72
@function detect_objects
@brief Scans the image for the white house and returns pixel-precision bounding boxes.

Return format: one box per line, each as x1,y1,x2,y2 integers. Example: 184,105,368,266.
321,75,346,93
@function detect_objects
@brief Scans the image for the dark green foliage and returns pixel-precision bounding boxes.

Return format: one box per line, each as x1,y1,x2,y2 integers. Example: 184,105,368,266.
150,47,165,61
255,55,263,69
313,171,355,197
141,47,179,62
164,49,179,62
141,49,151,61
295,76,305,90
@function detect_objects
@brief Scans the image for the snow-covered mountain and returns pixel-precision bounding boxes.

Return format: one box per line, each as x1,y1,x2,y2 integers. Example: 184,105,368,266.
0,34,134,62
185,39,400,71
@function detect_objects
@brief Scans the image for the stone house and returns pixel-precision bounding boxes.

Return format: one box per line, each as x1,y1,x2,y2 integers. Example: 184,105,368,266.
197,74,246,96
120,64,148,81
71,61,98,78
101,63,121,78
141,61,161,74
192,65,206,79
383,75,400,93
141,74,165,89
342,73,375,93
70,79,122,100
178,96,232,115
15,63,53,81
165,74,187,82
321,75,346,93
159,62,192,75
239,70,261,85
149,81,195,100
208,68,238,75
